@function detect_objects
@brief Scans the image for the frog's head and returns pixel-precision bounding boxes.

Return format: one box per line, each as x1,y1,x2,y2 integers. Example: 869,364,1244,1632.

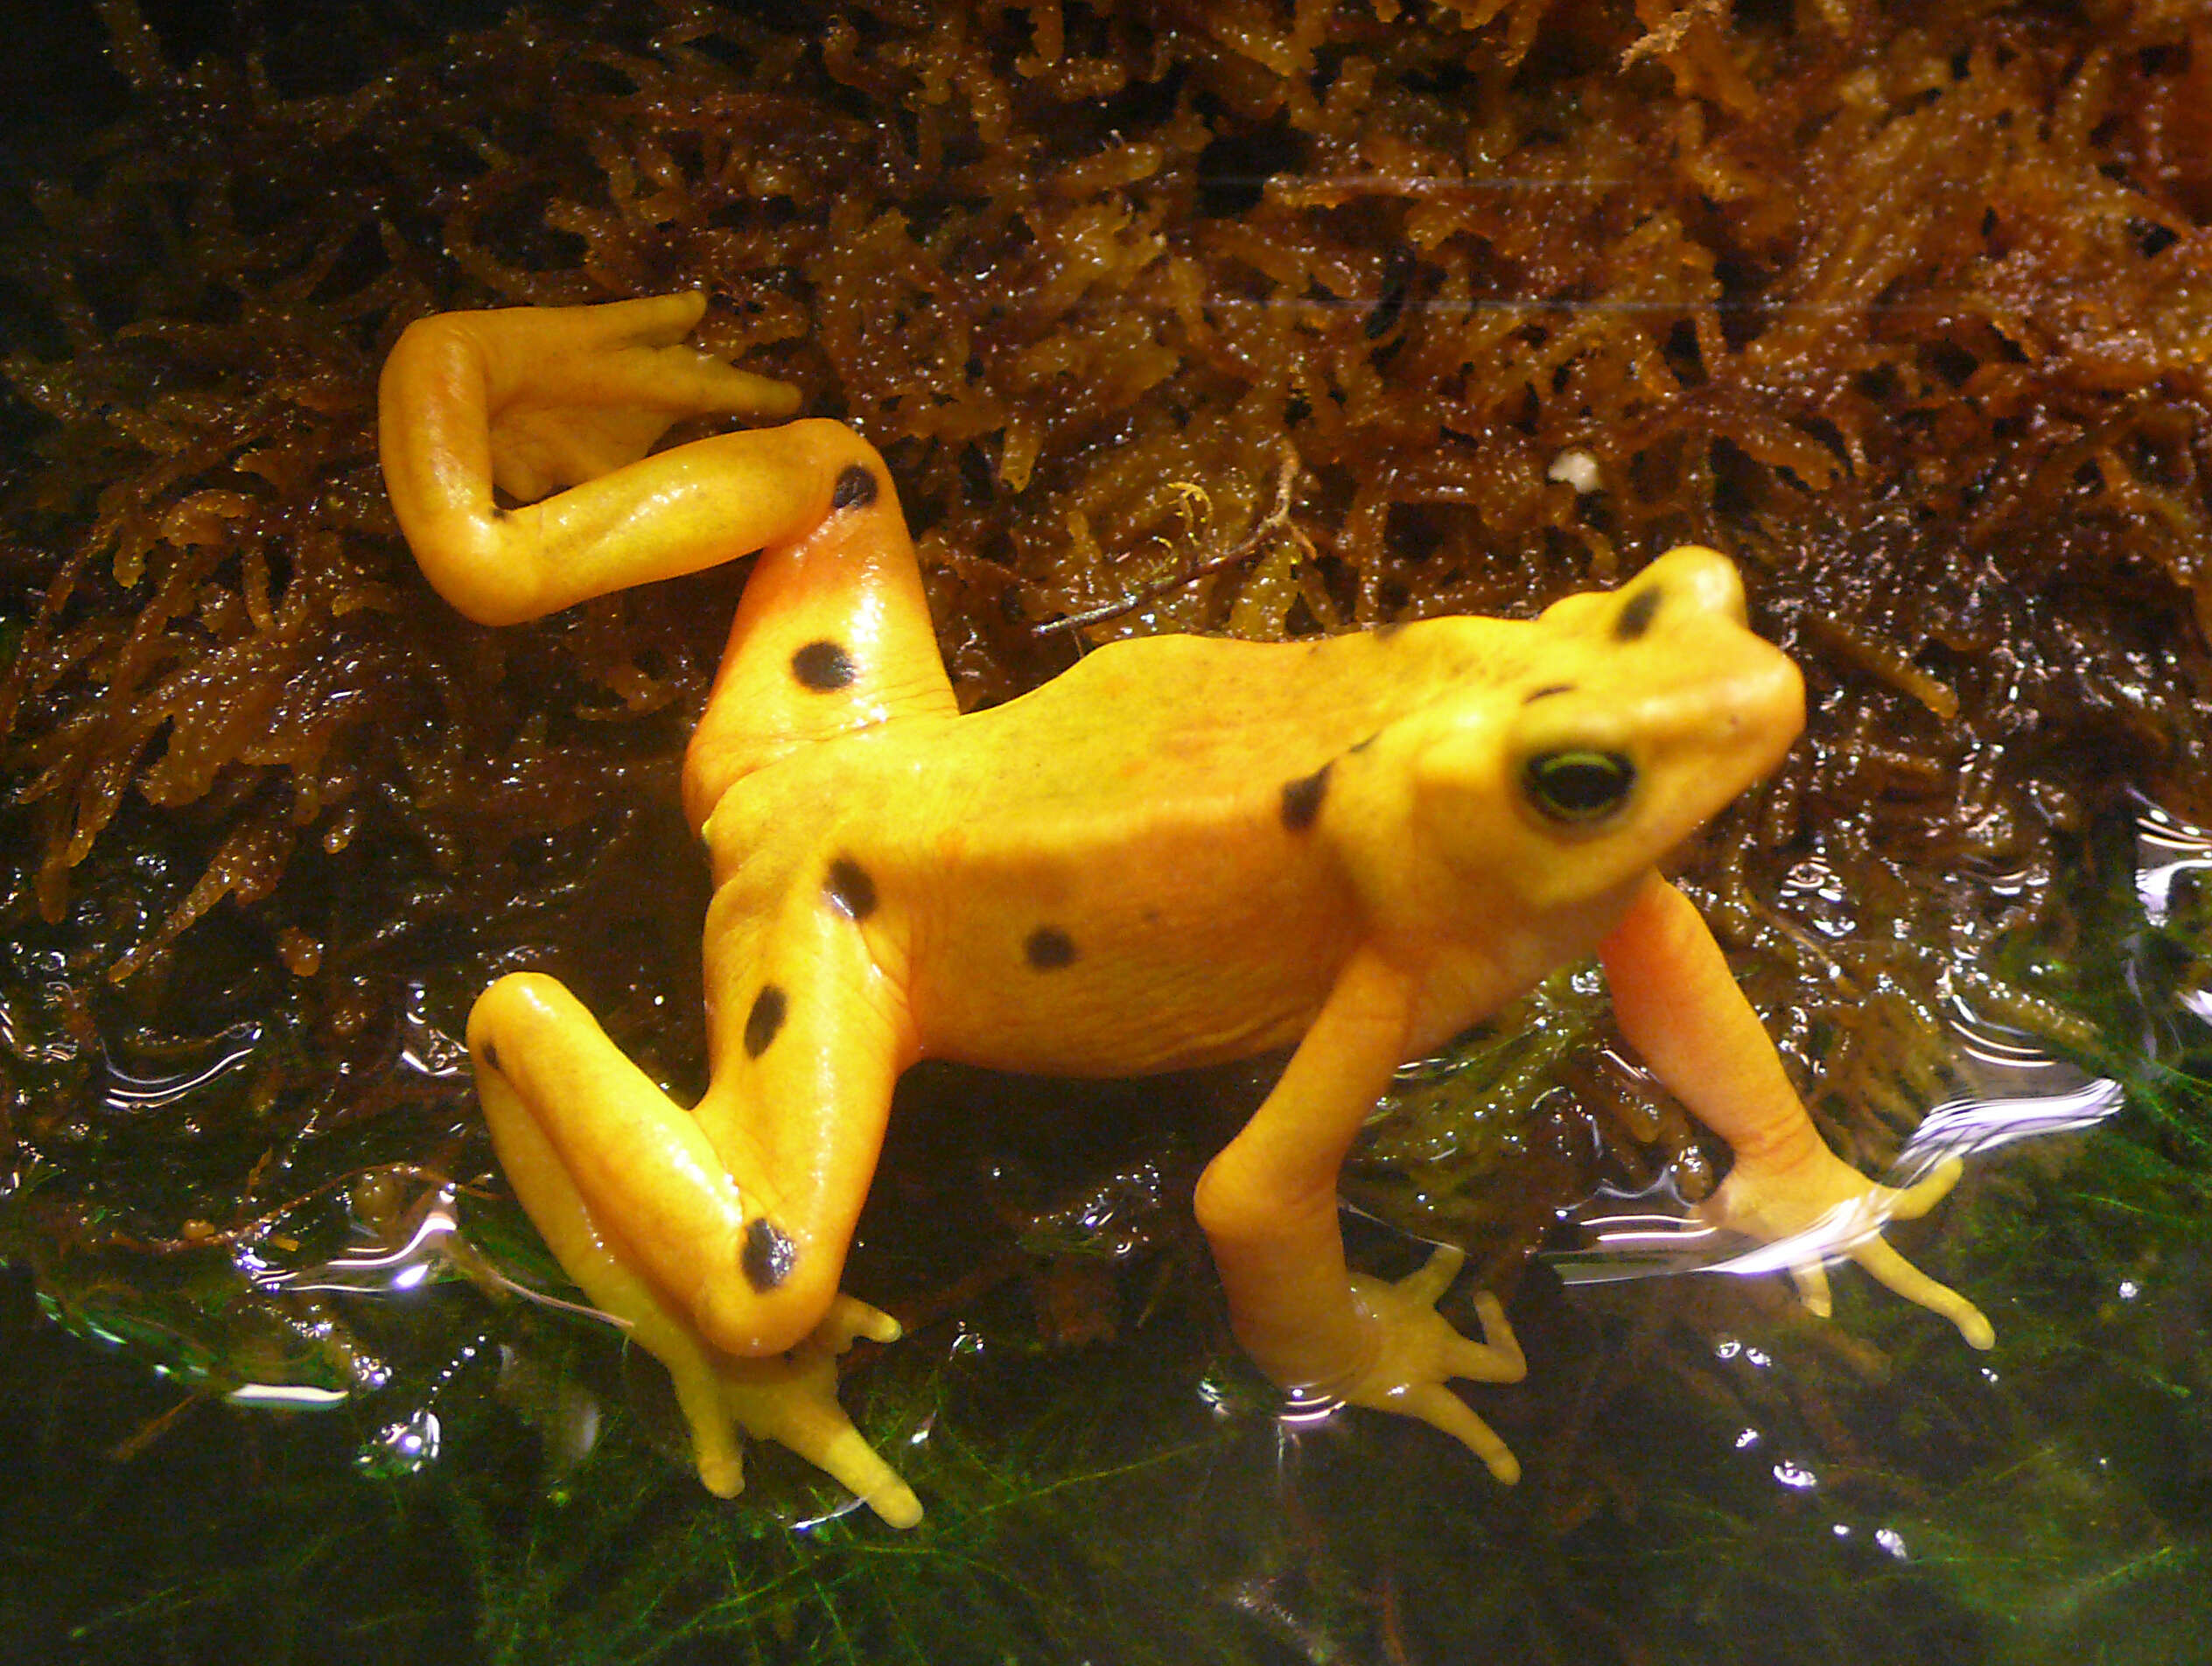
1412,546,1803,918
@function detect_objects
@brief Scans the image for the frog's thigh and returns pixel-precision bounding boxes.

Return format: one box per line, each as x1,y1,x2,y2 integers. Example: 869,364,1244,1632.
467,973,757,1347
683,458,955,821
474,1062,752,1497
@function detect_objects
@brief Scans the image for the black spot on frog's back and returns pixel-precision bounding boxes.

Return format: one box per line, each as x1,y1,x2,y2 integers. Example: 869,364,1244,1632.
792,640,858,690
742,1216,796,1292
1613,584,1662,642
823,856,878,920
1279,762,1331,831
831,464,878,510
744,985,788,1057
1025,926,1077,970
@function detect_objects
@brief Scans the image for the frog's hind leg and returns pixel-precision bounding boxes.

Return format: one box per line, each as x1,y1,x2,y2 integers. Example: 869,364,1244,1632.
467,970,921,1525
686,878,918,1355
681,440,956,827
378,291,958,824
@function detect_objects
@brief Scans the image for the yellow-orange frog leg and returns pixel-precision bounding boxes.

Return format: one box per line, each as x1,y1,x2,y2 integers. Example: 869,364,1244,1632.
1602,876,1994,1346
1195,948,1532,1480
382,293,951,1525
1193,881,1990,1487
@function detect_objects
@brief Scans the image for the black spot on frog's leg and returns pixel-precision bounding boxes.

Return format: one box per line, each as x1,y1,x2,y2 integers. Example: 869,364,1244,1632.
1025,926,1077,970
1523,682,1575,704
1280,762,1332,832
480,1040,500,1074
791,640,858,691
1613,584,1662,642
742,1216,796,1292
744,985,788,1058
831,464,878,510
1348,732,1379,754
822,856,878,920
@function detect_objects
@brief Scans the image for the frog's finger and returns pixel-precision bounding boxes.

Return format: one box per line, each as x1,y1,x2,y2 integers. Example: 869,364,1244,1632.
1789,1256,1835,1320
1402,1382,1521,1485
1397,1243,1466,1307
1850,1236,1995,1349
472,291,798,418
1886,1156,1964,1222
563,290,711,350
544,337,797,422
1452,1292,1526,1382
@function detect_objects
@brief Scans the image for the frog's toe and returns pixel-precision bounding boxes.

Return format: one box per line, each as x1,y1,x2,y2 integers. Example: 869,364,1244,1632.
1850,1235,1995,1349
820,1292,903,1351
1788,1256,1835,1320
1887,1155,1964,1221
572,289,710,348
667,1360,750,1499
808,1425,925,1530
1398,1242,1466,1306
1459,1291,1527,1383
695,1443,747,1500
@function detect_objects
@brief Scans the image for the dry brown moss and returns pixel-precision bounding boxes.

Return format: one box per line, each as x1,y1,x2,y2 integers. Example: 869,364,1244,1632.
2,0,2208,1250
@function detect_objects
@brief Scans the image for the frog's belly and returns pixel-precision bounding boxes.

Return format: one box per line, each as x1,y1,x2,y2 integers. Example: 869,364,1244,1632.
899,839,1356,1079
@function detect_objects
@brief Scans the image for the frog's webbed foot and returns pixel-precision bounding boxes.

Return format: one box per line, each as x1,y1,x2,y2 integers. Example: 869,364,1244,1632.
669,1292,923,1530
1697,1151,1995,1349
1328,1246,1528,1485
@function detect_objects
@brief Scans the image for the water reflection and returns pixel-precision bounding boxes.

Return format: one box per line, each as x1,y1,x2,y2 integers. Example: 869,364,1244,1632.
246,1182,624,1328
1551,793,2196,1287
97,1020,262,1114
1558,1033,2123,1286
2132,798,2212,928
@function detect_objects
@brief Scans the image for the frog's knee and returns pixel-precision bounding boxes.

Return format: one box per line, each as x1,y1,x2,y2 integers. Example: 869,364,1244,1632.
466,971,570,1073
693,1251,836,1358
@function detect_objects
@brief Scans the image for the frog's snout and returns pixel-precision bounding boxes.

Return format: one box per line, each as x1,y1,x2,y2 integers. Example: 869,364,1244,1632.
1642,544,1747,627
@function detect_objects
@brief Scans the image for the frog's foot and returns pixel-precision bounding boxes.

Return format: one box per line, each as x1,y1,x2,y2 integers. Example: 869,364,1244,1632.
668,1292,922,1530
1325,1246,1528,1484
470,291,802,502
1698,1151,1994,1349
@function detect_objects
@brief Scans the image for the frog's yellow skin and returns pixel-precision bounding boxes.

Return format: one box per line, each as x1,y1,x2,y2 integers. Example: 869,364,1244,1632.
378,293,1992,1530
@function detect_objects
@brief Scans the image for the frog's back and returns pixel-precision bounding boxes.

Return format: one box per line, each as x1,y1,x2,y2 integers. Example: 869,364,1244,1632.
716,620,1533,1075
949,619,1529,813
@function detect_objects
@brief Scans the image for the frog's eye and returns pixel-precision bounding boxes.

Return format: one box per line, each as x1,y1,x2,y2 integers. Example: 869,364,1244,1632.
1522,749,1636,823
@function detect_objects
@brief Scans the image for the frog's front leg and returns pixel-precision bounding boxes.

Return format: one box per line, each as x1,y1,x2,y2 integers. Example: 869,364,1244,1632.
468,966,922,1526
1600,875,1994,1348
1194,952,1529,1481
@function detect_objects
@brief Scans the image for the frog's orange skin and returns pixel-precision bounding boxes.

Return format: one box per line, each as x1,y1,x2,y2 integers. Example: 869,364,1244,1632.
378,293,1992,1529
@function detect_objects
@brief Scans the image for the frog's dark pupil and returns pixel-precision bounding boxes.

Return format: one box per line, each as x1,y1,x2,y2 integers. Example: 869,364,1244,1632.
1524,750,1634,822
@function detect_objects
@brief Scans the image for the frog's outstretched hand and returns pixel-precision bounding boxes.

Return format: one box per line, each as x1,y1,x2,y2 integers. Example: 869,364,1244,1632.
1601,875,1995,1349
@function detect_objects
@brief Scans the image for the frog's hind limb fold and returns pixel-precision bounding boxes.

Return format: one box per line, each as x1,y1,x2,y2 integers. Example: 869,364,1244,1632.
466,972,921,1528
377,291,956,822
